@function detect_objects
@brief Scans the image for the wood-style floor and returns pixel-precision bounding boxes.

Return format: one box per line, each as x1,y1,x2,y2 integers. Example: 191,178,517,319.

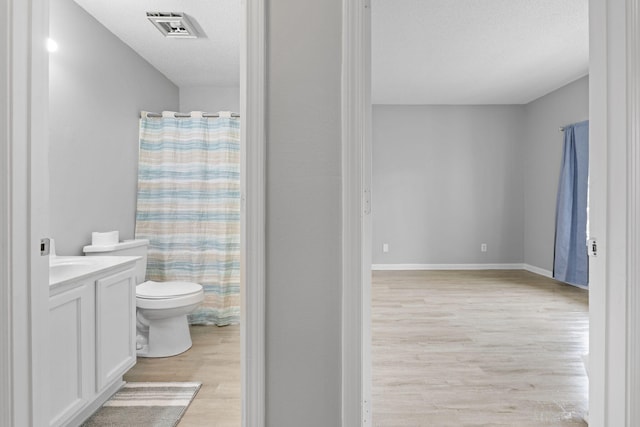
372,270,589,426
123,324,241,427
123,270,588,426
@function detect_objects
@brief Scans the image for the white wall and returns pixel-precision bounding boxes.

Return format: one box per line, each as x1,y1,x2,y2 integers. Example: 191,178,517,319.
179,86,239,113
49,0,178,255
523,76,589,272
372,105,525,265
266,0,342,425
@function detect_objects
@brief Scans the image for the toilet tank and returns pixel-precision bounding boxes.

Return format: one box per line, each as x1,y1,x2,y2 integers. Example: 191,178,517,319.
83,239,149,284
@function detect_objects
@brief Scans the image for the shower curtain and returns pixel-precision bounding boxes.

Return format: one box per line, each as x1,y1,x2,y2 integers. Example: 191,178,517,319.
135,111,240,326
553,120,589,287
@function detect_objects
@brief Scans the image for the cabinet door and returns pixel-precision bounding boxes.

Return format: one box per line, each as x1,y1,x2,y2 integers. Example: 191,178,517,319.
48,283,94,427
95,268,136,392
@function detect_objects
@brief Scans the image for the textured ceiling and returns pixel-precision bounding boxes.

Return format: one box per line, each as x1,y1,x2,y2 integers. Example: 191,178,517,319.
372,0,589,104
72,0,588,104
72,0,240,88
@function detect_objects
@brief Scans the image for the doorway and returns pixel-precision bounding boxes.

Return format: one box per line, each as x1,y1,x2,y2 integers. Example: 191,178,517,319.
367,0,592,424
1,0,265,424
49,0,243,421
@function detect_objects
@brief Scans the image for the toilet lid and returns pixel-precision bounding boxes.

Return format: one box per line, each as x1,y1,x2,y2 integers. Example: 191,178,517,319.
137,281,203,299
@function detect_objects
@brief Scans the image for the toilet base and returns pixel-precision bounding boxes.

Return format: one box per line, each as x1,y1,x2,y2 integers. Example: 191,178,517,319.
136,312,193,358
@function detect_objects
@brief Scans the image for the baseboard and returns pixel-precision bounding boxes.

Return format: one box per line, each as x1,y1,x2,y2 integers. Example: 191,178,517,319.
522,264,553,278
373,263,590,289
371,263,525,271
522,265,588,289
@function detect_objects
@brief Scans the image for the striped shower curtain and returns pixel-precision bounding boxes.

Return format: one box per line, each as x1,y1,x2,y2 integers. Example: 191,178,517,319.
135,111,240,326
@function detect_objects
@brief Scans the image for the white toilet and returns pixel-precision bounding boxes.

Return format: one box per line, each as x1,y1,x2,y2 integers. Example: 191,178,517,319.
83,238,204,358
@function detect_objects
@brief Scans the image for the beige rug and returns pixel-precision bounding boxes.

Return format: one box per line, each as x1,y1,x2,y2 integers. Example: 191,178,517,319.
82,382,201,427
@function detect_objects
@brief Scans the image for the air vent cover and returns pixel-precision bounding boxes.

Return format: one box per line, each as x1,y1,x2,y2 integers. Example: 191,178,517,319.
146,12,197,39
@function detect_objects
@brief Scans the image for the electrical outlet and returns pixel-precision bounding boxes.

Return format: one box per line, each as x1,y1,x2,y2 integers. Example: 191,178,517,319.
383,243,389,253
481,243,487,252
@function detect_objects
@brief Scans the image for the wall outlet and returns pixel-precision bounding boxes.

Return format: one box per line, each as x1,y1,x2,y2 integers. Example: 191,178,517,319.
383,243,389,253
481,243,487,252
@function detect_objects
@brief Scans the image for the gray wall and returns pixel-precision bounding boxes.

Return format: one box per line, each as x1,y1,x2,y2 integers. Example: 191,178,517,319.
179,86,240,113
266,0,342,425
49,0,178,255
371,77,589,271
523,76,589,272
372,105,526,265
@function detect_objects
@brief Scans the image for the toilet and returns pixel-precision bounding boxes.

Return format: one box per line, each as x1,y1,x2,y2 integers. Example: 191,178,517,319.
83,238,204,358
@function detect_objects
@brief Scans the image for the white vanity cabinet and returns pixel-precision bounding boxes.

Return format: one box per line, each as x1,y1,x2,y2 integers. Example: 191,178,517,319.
48,280,95,427
95,269,137,392
48,258,138,427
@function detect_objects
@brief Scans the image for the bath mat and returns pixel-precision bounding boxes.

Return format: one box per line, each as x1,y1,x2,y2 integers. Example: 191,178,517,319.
82,382,201,427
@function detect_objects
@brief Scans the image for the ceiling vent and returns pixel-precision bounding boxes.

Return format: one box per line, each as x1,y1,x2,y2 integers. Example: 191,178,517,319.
146,12,198,39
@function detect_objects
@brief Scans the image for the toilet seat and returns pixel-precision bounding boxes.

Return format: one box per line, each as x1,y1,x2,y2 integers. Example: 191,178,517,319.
136,281,204,309
137,280,202,299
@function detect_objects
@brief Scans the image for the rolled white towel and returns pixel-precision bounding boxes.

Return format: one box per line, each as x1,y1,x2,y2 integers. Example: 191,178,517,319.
91,230,119,246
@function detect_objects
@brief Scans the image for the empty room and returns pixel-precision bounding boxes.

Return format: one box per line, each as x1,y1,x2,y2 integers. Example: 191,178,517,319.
370,1,590,425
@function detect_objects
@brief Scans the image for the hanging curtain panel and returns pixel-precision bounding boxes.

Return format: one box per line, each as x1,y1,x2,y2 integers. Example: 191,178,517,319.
553,120,589,287
136,112,240,326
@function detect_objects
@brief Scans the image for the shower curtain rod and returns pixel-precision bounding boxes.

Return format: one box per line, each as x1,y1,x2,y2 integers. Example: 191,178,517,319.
141,112,240,118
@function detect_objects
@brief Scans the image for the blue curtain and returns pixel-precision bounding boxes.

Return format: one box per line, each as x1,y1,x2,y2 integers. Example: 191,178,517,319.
553,120,589,287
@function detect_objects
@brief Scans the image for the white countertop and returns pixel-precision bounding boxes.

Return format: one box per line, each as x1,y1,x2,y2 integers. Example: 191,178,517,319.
49,256,140,291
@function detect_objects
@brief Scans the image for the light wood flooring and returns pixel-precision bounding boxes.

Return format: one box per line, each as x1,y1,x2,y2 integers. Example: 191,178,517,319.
123,270,588,426
123,324,240,427
372,270,589,426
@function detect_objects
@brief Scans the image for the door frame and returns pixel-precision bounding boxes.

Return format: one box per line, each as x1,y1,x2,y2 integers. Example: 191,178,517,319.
625,2,640,422
240,0,266,425
341,0,372,425
1,0,51,425
0,2,10,424
342,0,640,425
1,0,266,425
587,0,608,423
589,0,640,424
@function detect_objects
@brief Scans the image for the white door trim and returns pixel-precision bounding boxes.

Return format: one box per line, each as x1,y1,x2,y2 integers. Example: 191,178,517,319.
241,0,266,425
586,0,608,422
626,0,640,422
1,0,51,425
342,0,372,425
0,0,11,423
2,0,266,425
589,0,640,425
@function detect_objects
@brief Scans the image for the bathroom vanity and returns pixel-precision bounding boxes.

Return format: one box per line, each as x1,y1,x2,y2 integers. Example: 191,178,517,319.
48,256,139,427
